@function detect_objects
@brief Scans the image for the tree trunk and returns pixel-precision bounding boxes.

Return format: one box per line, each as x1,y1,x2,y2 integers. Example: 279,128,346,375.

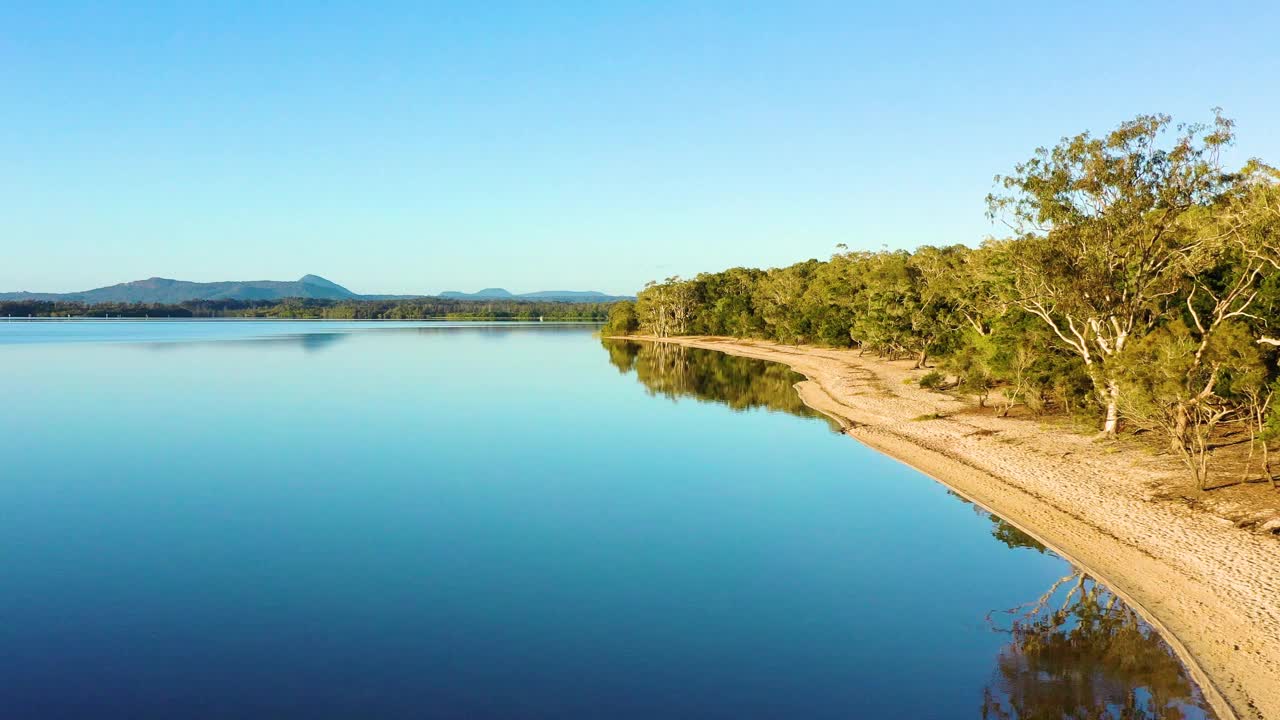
913,350,927,369
1172,404,1189,452
1102,380,1120,435
1265,443,1276,490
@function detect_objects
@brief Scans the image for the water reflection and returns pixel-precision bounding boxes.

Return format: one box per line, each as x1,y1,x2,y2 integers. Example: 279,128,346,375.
412,322,600,336
0,319,601,347
606,339,1216,720
956,501,1214,718
138,331,352,354
982,568,1213,720
601,339,836,428
948,491,1050,554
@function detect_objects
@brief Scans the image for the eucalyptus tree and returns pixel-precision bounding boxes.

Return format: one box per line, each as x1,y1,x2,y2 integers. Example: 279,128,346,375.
752,261,819,344
911,243,998,337
1206,162,1280,483
1117,319,1265,489
987,111,1238,434
849,250,920,361
635,277,700,337
845,247,970,367
1220,163,1280,347
906,244,986,365
796,252,868,347
693,267,765,337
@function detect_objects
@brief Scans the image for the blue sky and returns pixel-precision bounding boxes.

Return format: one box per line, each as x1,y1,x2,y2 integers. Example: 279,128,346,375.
3,1,1278,296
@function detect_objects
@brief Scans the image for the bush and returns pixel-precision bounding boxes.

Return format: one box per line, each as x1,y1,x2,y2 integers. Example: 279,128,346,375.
601,301,640,336
919,370,946,390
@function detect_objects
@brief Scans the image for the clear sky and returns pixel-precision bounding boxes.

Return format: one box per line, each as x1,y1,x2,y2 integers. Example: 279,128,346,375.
3,1,1278,296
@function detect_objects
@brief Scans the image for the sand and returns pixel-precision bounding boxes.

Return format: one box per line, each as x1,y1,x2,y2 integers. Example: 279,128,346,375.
619,335,1280,720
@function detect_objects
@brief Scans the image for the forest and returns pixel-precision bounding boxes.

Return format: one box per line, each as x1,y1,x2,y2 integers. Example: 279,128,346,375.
0,297,613,321
603,112,1280,490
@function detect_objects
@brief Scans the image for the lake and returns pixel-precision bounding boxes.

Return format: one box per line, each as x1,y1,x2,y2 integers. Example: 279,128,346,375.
0,321,1214,719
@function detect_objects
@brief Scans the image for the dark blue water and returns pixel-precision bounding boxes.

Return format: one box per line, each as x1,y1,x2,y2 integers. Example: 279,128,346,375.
0,321,1213,719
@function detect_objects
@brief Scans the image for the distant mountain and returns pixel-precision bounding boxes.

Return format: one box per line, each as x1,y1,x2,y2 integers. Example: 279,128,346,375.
0,275,360,304
0,277,633,305
439,288,632,302
438,288,515,299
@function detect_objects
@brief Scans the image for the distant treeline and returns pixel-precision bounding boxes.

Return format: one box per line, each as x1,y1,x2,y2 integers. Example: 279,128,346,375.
604,111,1280,489
1,297,615,321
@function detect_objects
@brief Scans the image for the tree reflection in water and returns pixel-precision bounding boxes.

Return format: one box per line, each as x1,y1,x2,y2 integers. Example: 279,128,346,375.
982,515,1215,720
605,340,1216,720
601,339,840,430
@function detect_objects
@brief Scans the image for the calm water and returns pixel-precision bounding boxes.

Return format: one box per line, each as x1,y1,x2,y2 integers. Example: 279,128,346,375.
1,321,1214,719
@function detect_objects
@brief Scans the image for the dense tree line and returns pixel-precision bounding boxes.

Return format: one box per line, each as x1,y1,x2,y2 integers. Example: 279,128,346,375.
1,297,614,321
606,112,1280,489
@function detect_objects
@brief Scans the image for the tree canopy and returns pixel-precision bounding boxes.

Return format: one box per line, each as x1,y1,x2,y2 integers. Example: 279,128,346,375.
621,111,1280,489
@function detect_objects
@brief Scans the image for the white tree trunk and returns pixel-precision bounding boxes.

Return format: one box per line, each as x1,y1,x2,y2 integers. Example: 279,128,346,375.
1102,380,1120,435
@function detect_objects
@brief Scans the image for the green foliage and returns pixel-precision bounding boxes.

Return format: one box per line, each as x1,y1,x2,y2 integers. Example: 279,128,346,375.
940,332,993,404
1263,380,1280,443
985,111,1242,434
918,370,946,390
627,112,1280,487
601,300,640,336
1117,319,1267,488
635,277,699,337
632,242,1114,418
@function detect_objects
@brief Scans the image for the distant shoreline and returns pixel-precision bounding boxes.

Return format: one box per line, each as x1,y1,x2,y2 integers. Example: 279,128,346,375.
615,334,1280,720
0,317,606,323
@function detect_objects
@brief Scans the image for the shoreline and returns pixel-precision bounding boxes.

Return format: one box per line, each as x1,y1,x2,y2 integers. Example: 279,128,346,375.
0,317,603,323
618,335,1280,720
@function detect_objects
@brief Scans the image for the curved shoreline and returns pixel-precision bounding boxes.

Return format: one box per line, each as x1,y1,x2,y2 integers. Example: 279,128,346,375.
618,335,1280,720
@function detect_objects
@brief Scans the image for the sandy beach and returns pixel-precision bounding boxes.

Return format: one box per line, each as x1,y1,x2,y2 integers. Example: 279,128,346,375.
620,335,1280,720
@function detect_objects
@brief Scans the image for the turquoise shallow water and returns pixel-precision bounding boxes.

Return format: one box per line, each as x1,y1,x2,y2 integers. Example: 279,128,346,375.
0,322,1213,719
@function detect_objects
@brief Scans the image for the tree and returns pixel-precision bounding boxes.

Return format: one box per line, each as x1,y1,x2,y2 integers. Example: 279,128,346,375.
796,254,865,347
1117,320,1264,489
988,111,1237,434
623,111,1280,487
907,244,982,366
693,267,766,337
601,300,639,336
850,251,926,362
1215,162,1280,347
752,261,819,344
636,277,699,337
